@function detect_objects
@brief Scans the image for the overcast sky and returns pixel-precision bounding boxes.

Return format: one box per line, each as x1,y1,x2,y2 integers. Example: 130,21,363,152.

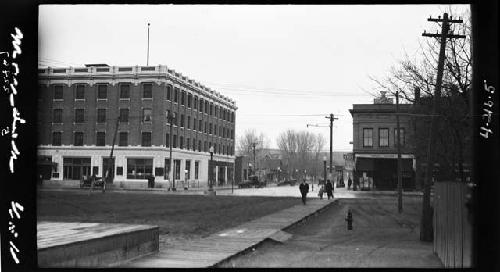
38,4,469,151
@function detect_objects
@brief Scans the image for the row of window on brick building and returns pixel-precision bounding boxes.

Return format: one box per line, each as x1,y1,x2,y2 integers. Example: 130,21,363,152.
51,130,235,156
52,108,235,140
362,128,405,148
51,83,236,122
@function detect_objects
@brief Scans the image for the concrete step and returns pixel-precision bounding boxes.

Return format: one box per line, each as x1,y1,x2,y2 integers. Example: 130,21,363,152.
37,222,159,267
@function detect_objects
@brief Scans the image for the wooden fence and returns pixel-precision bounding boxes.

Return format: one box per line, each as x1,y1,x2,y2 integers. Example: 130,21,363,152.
433,181,473,268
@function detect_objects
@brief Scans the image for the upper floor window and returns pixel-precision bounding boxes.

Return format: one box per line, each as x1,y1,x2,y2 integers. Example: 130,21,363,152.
363,128,373,147
119,132,128,146
209,103,213,116
181,91,186,105
180,114,185,128
205,101,209,114
394,128,405,147
52,132,62,146
194,96,198,110
74,132,84,146
75,109,85,123
119,108,129,122
166,84,172,100
187,94,192,108
120,84,130,99
96,132,106,146
53,109,63,123
54,85,63,100
143,108,152,122
199,98,204,112
379,128,389,147
173,135,178,148
143,83,153,98
174,87,179,103
75,84,85,99
141,132,152,146
97,84,107,99
97,109,106,123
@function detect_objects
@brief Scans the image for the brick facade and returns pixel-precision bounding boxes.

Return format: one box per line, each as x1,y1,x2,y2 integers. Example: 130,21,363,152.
37,65,237,188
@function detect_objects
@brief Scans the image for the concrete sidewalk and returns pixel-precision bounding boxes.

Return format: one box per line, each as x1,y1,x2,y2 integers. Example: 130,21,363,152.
122,198,337,268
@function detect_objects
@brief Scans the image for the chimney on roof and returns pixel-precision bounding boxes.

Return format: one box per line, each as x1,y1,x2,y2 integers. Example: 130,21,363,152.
374,91,393,104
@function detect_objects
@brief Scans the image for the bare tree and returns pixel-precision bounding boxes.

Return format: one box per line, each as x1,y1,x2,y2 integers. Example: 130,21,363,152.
236,129,269,176
312,133,326,181
277,130,325,180
277,129,298,179
236,129,266,156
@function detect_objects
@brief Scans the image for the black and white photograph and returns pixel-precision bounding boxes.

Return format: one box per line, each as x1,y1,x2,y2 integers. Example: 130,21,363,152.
0,1,499,270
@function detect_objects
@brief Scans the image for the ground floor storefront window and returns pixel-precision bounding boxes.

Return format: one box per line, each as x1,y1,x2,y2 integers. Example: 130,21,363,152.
355,157,415,190
127,158,153,179
63,157,91,180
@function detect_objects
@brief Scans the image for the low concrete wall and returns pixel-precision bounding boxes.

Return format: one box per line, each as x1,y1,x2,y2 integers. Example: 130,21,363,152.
38,226,159,267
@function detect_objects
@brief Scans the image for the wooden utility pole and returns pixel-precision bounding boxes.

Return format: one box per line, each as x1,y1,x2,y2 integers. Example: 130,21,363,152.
325,114,338,186
420,13,465,241
252,142,257,177
104,117,120,193
146,23,150,66
396,90,403,213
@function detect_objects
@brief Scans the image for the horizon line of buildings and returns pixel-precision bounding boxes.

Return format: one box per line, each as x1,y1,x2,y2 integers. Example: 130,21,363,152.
36,64,435,191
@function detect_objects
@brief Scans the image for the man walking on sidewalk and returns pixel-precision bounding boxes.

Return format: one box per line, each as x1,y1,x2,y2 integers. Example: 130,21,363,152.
325,179,333,200
299,180,309,205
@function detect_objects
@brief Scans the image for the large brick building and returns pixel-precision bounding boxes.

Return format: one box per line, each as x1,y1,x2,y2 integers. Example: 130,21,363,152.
37,64,237,189
349,91,416,190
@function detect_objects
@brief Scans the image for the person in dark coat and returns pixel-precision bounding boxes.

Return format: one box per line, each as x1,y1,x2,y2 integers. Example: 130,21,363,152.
299,180,309,205
348,176,352,190
325,179,333,200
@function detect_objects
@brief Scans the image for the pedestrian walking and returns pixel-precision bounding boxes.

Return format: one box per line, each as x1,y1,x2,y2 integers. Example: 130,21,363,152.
325,179,333,200
299,180,309,205
348,176,352,190
318,184,325,199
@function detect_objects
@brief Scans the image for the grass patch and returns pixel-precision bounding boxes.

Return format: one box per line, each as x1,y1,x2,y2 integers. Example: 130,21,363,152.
37,191,299,238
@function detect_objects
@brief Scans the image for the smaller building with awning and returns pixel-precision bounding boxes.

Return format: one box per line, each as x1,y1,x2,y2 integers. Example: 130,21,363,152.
349,91,417,190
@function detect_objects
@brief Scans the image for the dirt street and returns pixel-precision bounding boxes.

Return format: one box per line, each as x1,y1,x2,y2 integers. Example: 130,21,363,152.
219,197,443,268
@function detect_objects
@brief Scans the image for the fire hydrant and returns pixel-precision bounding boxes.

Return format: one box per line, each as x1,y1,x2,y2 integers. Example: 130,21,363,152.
345,209,353,230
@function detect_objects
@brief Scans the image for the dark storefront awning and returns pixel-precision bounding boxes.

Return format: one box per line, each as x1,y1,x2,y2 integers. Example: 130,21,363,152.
355,157,414,172
355,158,374,171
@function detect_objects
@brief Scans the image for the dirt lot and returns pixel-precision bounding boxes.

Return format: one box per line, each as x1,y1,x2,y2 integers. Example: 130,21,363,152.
37,190,299,249
219,197,443,268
